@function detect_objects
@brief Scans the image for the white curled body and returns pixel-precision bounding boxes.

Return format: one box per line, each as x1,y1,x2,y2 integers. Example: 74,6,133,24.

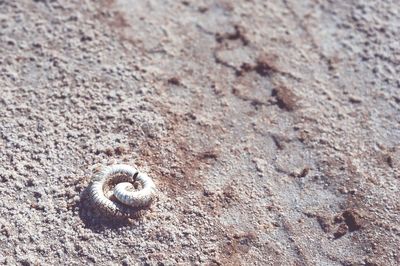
114,172,156,207
88,164,156,217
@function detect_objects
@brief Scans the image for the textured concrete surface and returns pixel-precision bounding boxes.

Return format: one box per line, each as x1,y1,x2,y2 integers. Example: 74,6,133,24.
0,0,399,265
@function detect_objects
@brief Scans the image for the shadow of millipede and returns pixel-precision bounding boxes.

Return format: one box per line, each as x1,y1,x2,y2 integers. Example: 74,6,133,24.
76,186,145,231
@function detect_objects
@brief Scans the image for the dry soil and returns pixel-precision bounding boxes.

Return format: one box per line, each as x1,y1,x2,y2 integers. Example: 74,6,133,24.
0,0,399,265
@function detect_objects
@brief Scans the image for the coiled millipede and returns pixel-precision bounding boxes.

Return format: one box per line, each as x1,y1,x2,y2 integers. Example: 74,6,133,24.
87,164,156,217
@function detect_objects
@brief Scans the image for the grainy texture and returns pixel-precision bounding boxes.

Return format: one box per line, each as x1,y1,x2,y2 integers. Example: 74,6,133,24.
0,0,399,265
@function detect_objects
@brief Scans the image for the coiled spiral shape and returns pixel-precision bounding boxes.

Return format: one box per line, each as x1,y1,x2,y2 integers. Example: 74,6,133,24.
87,164,156,217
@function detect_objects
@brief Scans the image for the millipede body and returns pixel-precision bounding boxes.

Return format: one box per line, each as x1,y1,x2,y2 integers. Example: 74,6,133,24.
87,164,156,217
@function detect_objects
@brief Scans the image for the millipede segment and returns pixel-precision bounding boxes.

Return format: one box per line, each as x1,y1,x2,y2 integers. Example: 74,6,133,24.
87,164,156,217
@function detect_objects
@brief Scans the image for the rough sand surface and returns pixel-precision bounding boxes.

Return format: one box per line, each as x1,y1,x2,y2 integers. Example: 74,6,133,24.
0,0,399,265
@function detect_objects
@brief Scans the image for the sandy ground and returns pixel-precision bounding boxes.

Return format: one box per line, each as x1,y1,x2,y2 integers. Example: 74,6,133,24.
0,0,399,265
